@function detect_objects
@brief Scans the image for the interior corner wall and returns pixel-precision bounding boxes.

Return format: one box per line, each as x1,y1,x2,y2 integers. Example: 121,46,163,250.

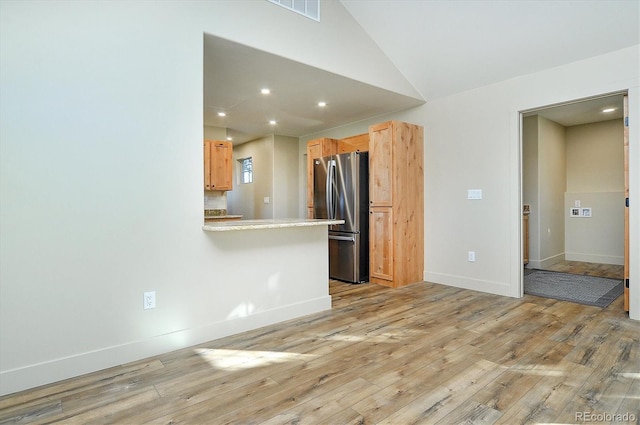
227,136,274,219
538,116,567,267
522,115,567,269
273,135,300,219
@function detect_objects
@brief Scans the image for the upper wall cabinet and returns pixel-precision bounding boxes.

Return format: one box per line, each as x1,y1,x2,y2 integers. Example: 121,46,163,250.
204,140,233,191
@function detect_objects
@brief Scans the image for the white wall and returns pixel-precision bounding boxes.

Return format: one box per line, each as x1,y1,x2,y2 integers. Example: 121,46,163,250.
226,134,299,219
523,115,567,269
227,136,274,219
273,135,300,219
538,116,567,266
565,191,625,264
522,116,540,263
419,47,639,310
566,119,624,192
302,45,640,317
565,119,625,264
0,0,374,395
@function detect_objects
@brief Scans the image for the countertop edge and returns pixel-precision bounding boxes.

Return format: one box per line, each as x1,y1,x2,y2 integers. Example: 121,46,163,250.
202,219,345,232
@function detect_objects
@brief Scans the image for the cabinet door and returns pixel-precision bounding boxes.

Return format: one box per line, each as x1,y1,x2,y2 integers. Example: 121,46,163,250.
370,207,394,282
211,141,232,190
204,141,212,190
369,123,393,206
204,140,232,191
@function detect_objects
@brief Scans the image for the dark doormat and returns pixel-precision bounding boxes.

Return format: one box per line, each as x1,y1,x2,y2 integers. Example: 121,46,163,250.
524,269,623,308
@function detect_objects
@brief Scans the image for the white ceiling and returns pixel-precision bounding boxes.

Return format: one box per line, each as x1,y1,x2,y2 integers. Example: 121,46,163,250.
523,93,625,127
204,1,638,144
203,35,424,144
342,0,639,101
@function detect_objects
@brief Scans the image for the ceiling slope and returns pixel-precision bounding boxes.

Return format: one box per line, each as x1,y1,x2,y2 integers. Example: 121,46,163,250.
342,0,640,100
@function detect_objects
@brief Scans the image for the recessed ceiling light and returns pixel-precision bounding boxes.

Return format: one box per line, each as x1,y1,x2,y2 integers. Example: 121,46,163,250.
226,136,233,141
261,88,271,95
217,112,226,117
269,120,277,125
602,107,616,113
318,101,327,107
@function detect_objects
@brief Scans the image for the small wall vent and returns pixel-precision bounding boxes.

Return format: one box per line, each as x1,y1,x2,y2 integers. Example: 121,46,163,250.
268,0,320,22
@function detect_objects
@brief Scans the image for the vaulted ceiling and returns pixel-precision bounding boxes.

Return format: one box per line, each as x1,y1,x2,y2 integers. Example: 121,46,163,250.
342,0,639,101
204,1,639,144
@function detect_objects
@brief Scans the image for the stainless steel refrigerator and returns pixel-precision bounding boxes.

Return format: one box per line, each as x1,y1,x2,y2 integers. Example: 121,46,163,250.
313,152,369,283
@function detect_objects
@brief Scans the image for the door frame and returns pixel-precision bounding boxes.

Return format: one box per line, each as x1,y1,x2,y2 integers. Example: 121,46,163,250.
515,90,634,316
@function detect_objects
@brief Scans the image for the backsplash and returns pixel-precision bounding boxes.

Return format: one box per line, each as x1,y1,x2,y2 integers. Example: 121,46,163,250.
204,191,227,210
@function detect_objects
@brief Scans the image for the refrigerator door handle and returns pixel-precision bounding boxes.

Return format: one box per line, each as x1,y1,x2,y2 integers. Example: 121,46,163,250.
326,159,336,219
325,160,331,219
328,234,355,242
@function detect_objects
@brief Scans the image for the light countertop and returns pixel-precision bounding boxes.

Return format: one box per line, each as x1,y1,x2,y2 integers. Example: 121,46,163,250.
202,218,344,232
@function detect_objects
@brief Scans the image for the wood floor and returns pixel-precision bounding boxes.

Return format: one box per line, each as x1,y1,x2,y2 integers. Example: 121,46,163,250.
1,278,638,424
536,260,624,280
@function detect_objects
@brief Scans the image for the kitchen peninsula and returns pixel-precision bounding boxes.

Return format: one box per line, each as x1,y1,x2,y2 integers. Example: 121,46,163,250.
201,218,344,334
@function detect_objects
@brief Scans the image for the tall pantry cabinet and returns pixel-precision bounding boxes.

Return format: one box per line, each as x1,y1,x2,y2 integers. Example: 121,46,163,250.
369,121,424,288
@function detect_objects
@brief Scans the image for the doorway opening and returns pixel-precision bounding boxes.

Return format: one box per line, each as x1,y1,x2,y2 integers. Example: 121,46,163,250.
520,92,627,303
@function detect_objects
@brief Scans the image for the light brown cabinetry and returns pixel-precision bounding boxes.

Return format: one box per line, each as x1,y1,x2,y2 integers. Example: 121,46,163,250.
368,121,424,288
369,207,394,281
306,138,337,218
337,133,369,154
204,140,233,191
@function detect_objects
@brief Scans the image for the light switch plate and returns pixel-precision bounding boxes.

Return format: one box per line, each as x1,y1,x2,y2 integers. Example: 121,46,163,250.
263,197,270,204
467,189,482,200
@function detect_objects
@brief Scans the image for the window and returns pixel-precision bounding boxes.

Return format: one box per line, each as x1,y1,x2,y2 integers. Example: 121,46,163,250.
239,157,253,184
268,0,320,21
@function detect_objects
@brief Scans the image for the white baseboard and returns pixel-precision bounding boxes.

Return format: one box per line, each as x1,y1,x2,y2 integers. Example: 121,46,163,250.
565,252,625,265
527,253,565,270
0,296,331,396
423,271,515,298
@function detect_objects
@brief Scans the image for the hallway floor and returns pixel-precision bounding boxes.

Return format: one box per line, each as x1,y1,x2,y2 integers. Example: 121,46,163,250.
530,260,624,280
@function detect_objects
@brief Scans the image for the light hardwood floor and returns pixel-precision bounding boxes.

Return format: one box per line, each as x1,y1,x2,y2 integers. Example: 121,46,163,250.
1,279,638,424
540,260,624,280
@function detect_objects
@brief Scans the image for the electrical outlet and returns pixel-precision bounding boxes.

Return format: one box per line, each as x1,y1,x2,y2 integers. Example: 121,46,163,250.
468,251,476,262
143,291,156,309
